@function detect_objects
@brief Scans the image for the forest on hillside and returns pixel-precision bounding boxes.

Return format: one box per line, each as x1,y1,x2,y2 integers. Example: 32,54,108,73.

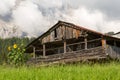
0,37,35,64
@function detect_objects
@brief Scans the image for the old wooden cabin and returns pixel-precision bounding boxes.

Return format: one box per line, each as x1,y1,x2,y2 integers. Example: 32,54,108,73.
26,21,120,64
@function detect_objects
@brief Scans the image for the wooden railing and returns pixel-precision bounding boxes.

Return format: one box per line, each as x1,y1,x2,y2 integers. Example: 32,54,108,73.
35,38,102,54
47,46,104,58
28,46,106,64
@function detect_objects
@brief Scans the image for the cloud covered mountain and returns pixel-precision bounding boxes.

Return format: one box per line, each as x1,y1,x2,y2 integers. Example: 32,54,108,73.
0,0,120,37
0,20,36,38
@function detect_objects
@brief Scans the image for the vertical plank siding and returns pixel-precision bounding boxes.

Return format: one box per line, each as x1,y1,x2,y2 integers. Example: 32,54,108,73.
50,31,55,42
41,25,85,44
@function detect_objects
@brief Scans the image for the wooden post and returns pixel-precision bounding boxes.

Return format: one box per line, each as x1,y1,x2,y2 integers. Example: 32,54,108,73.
43,44,46,57
64,26,67,53
101,38,106,49
84,37,87,49
33,47,36,58
64,41,67,53
114,40,116,46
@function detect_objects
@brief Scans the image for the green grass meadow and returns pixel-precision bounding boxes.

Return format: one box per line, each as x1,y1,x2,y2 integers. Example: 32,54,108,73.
0,62,120,80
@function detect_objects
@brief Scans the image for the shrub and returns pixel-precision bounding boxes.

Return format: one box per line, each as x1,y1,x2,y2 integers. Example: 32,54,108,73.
7,43,26,66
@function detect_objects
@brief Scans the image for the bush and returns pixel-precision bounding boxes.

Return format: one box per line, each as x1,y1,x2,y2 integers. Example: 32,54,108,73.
7,43,26,66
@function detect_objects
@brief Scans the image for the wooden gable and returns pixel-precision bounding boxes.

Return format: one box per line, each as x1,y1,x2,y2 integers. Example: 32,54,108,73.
26,21,106,48
41,23,94,44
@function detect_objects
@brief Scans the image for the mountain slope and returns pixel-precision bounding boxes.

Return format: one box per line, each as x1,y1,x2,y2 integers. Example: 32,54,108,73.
0,20,34,38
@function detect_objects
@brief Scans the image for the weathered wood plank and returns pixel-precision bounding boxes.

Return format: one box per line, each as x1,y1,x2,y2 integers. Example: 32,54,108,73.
73,29,76,38
101,38,106,49
64,41,67,53
84,37,87,49
43,44,46,57
50,31,54,42
33,47,36,58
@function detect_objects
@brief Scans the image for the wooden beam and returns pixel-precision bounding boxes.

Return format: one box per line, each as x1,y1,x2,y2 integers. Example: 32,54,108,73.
43,44,46,57
33,47,36,58
64,41,67,53
101,38,106,49
114,40,116,46
63,26,67,53
84,37,87,49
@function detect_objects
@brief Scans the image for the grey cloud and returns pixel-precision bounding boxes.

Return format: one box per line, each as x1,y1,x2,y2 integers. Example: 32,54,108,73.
0,0,120,36
95,0,120,20
68,0,120,20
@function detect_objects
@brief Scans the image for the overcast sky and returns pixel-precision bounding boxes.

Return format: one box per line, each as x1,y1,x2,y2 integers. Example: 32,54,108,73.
0,0,120,36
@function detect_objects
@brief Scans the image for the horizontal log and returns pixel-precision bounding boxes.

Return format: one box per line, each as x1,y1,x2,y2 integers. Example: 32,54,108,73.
28,46,106,64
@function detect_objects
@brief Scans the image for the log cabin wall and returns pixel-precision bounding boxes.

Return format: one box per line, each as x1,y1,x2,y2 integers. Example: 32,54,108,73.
26,24,103,58
33,24,103,57
34,38,102,57
26,21,120,62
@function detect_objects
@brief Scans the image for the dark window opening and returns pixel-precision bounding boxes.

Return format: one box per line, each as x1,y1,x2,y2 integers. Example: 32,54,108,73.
54,29,57,38
106,40,114,46
116,41,120,47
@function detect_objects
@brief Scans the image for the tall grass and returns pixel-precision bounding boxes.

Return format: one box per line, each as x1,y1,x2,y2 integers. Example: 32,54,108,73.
0,62,120,80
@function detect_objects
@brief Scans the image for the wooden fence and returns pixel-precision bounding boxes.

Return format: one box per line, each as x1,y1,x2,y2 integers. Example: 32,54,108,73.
35,38,102,56
28,46,107,64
